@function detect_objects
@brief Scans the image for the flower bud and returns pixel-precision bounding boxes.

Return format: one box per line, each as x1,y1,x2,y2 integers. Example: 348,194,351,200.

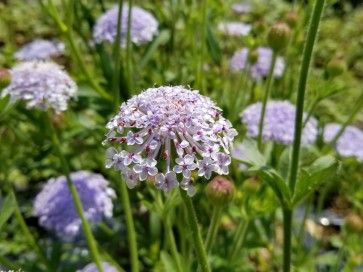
284,11,299,28
267,22,291,52
248,50,259,65
326,59,346,78
345,213,363,233
0,69,11,90
254,19,267,34
242,177,260,194
206,176,235,206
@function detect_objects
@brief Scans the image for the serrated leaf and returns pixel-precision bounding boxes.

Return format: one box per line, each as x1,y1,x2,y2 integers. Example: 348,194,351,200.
250,165,291,208
292,155,337,206
0,193,16,230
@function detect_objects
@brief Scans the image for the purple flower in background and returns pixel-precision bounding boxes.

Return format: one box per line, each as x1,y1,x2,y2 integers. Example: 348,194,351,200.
93,5,158,46
34,171,115,238
323,123,363,161
2,61,77,113
104,86,237,194
232,2,252,14
14,39,65,61
218,22,252,37
230,47,285,80
78,262,118,272
240,100,318,145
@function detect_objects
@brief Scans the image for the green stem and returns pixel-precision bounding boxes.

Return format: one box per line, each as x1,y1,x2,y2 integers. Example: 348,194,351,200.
179,188,211,272
205,205,222,253
229,219,250,263
285,1,326,271
126,0,134,94
119,182,139,272
195,0,208,92
324,91,363,153
0,255,18,271
257,53,277,150
164,218,183,272
10,188,51,270
302,98,319,128
46,113,104,272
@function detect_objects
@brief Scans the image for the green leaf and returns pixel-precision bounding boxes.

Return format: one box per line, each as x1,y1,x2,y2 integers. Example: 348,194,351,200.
278,146,291,181
240,137,266,166
206,23,221,65
250,165,291,208
292,155,338,206
160,251,178,272
0,193,16,230
140,30,171,68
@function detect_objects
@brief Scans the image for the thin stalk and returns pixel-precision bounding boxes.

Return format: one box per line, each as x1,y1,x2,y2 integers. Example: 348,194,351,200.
164,218,184,272
302,98,319,128
228,219,250,263
324,91,363,153
126,0,134,93
10,188,51,270
205,205,222,252
179,188,211,272
285,1,326,271
195,0,208,92
297,196,313,243
0,255,17,271
257,53,277,150
119,182,139,272
112,0,124,110
46,113,104,272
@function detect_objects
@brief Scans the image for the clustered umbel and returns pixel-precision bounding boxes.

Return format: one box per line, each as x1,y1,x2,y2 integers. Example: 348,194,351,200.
93,5,159,46
240,100,318,145
14,39,65,61
34,171,115,238
218,22,251,37
230,47,285,80
323,123,363,161
2,61,77,113
78,262,118,272
104,86,237,196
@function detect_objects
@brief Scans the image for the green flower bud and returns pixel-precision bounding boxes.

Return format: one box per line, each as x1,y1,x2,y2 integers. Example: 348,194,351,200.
254,19,267,34
267,22,291,52
248,50,259,65
242,177,260,194
0,69,11,90
206,176,235,206
345,214,363,233
284,11,299,28
326,59,346,78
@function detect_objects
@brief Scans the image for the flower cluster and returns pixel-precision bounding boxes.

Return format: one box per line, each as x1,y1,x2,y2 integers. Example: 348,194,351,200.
104,86,237,195
14,39,65,61
240,100,318,145
230,47,285,80
232,2,252,14
93,5,158,46
2,61,77,113
78,262,118,272
323,123,363,161
218,22,251,37
34,171,115,238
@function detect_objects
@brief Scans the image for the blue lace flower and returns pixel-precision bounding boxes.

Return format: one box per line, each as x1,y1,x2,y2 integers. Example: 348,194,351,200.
14,39,65,61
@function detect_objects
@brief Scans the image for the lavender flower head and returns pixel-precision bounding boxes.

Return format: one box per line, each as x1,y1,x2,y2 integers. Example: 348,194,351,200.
324,123,363,161
232,2,252,14
34,171,115,238
104,86,237,196
230,47,285,80
93,5,158,46
240,100,318,145
2,61,77,113
14,39,65,61
218,22,251,37
78,262,118,272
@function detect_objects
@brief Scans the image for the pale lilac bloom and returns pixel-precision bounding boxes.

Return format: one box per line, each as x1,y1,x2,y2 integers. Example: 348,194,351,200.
323,123,363,162
14,39,65,61
78,262,118,272
2,61,77,113
34,171,115,238
232,2,252,14
212,153,231,175
93,5,158,46
240,100,318,145
230,47,285,80
104,86,237,194
218,22,252,37
180,177,197,197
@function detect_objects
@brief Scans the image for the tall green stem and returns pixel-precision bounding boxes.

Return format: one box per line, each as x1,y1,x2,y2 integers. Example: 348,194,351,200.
205,206,222,252
228,219,250,263
119,182,139,272
285,1,326,271
179,188,211,272
164,218,183,272
10,188,51,270
46,113,104,272
195,0,208,92
257,53,277,150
